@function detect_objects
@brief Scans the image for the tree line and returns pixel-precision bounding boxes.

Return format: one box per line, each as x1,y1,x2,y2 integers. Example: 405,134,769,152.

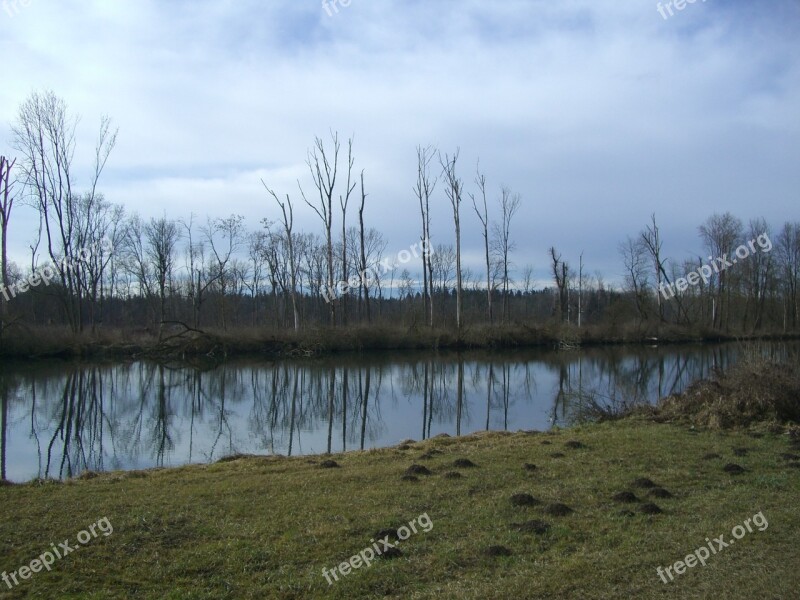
0,91,797,340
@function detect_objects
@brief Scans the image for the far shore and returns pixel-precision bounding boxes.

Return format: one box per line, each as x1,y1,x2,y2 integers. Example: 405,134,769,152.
1,322,798,362
0,323,800,360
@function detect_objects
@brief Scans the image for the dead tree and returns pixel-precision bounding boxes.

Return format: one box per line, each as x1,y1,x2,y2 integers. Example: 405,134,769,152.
0,156,16,323
440,150,464,331
358,171,371,323
494,186,521,324
549,247,569,322
300,133,341,326
469,161,492,324
414,145,437,327
338,138,357,325
263,181,300,331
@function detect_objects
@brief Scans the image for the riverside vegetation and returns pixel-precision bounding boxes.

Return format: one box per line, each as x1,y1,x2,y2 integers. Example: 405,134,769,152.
1,358,798,599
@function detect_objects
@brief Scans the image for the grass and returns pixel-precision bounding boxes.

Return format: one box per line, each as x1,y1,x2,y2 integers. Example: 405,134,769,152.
1,419,799,599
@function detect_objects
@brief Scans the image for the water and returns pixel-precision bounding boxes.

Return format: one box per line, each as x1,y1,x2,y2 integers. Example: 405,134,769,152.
1,341,797,482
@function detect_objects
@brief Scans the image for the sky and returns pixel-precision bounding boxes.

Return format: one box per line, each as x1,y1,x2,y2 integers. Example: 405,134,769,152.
1,0,798,288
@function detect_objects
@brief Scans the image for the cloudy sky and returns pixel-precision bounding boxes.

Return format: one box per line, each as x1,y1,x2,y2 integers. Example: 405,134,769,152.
1,0,798,287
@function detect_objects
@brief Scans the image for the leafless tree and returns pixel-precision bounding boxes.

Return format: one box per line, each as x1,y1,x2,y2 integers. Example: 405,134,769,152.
358,171,371,323
740,218,773,332
123,214,157,319
204,215,244,330
640,214,665,322
0,156,16,323
440,150,464,330
414,145,437,327
12,90,117,332
699,212,743,330
522,264,535,316
263,182,300,330
300,132,342,326
246,230,268,325
493,185,521,323
776,222,800,330
620,236,650,323
469,161,493,323
338,138,357,325
145,216,180,338
549,247,569,322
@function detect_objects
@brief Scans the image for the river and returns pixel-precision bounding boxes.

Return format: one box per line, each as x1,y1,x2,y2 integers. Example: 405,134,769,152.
1,340,797,482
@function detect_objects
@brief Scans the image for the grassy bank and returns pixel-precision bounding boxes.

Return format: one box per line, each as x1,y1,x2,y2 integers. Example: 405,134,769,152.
1,322,798,360
2,387,799,597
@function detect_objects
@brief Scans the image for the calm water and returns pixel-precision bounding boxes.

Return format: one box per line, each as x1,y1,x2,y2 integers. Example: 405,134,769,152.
1,341,797,482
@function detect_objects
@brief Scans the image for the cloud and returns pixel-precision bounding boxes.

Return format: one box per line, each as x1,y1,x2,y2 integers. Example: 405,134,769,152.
1,0,798,285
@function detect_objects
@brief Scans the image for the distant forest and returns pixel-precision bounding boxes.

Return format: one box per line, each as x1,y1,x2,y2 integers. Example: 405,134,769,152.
1,91,798,341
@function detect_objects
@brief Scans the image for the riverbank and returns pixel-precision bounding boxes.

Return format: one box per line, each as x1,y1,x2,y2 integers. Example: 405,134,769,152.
1,361,798,599
1,322,798,360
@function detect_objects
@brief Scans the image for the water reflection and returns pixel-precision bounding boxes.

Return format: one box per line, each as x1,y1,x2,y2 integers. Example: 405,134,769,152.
0,341,796,482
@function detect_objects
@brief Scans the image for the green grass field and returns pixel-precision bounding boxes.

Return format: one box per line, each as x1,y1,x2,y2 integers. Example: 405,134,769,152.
1,416,798,599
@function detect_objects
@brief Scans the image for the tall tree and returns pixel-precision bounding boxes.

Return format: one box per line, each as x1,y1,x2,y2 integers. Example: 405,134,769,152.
0,156,16,325
263,182,300,331
640,214,665,322
493,185,521,324
469,161,492,323
699,212,743,330
204,214,244,330
549,247,569,322
414,145,437,327
776,222,800,331
300,132,341,326
338,138,357,325
358,170,371,323
12,90,117,332
145,216,180,338
440,150,464,331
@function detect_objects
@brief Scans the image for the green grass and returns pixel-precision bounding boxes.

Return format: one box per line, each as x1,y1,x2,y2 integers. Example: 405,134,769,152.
1,419,798,599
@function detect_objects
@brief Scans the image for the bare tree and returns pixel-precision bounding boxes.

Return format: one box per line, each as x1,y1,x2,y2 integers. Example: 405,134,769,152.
204,214,244,330
440,150,464,331
699,212,743,330
776,222,800,331
640,214,665,322
246,230,268,325
0,156,16,324
549,247,569,322
338,138,357,325
123,214,157,322
300,132,342,326
493,185,521,323
740,218,773,332
414,145,437,327
263,182,300,331
522,264,535,317
469,161,493,323
145,216,180,338
358,171,371,323
12,90,117,332
620,236,650,323
640,214,690,326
